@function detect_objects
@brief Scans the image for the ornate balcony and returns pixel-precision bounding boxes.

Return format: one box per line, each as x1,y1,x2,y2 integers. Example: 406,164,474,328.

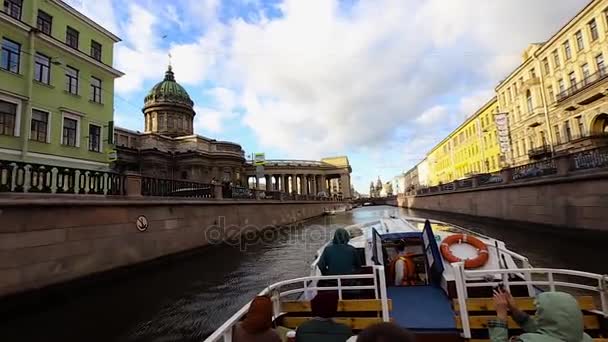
528,145,552,159
556,68,608,104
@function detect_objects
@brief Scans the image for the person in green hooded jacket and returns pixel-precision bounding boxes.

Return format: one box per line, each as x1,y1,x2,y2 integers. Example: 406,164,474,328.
317,228,361,276
489,289,593,342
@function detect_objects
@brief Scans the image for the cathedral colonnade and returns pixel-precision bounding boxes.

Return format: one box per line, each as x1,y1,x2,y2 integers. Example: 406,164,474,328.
243,159,352,198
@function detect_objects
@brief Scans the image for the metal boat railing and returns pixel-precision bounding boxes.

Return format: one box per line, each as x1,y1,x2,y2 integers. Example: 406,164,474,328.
204,265,389,342
452,262,608,339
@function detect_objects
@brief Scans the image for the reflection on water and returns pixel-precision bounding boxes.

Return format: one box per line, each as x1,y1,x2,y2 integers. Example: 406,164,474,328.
1,206,607,342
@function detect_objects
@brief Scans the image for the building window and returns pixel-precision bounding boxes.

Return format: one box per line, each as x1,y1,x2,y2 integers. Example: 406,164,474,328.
0,99,17,136
554,125,561,144
540,131,546,146
547,85,554,102
34,52,50,84
90,40,102,61
66,26,79,49
1,38,20,73
88,124,101,152
576,116,585,137
526,90,533,113
65,66,79,94
563,40,571,60
90,76,102,103
553,50,560,68
3,0,22,20
528,137,534,150
568,71,577,89
515,105,521,122
582,63,590,84
30,109,48,142
575,30,584,50
542,58,550,74
558,78,566,93
589,19,599,41
62,116,78,146
565,120,572,141
36,10,52,35
529,68,536,78
596,53,605,74
507,87,512,101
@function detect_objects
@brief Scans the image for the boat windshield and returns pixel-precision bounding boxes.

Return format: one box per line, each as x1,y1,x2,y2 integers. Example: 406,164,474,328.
406,220,463,234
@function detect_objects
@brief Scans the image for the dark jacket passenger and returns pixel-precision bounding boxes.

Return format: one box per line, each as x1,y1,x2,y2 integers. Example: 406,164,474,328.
317,229,361,276
296,291,353,342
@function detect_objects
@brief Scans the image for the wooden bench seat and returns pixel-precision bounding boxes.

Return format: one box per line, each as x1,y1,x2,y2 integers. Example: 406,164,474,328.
279,299,392,330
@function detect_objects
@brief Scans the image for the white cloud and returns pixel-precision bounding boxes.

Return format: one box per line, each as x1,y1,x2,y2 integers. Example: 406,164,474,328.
416,106,449,127
104,0,589,188
221,0,587,160
63,0,119,35
193,87,240,134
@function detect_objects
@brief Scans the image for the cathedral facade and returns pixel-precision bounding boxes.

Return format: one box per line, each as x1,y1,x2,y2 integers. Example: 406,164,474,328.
112,66,246,184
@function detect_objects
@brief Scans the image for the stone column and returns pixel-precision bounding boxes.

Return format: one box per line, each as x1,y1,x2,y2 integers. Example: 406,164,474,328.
340,173,352,198
301,175,308,195
292,174,298,194
266,175,272,191
311,175,317,196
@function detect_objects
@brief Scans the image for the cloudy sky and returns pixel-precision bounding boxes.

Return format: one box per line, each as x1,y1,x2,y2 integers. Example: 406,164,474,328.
67,0,588,193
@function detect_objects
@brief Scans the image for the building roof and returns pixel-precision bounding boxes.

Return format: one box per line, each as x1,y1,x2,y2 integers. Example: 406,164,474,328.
144,66,194,109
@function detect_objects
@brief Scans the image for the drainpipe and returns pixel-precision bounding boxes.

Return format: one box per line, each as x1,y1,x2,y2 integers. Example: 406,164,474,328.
20,1,38,160
533,53,555,155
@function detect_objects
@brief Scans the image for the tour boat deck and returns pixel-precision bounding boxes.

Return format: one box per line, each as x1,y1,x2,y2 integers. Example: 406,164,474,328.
388,286,456,331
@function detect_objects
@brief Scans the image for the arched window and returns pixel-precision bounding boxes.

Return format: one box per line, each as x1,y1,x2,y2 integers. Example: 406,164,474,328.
526,90,533,113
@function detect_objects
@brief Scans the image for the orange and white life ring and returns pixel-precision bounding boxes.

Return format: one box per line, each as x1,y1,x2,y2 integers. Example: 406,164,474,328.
440,234,489,269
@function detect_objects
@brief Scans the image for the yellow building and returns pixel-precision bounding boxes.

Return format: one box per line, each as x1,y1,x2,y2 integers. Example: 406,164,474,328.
427,98,502,186
497,0,608,166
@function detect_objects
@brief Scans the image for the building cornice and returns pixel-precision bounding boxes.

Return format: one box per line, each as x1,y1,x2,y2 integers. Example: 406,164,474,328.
50,0,121,42
37,33,124,77
0,11,30,31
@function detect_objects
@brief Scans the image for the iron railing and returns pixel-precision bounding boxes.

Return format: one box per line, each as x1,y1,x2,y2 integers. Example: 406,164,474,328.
512,159,557,180
204,265,389,342
452,262,608,339
0,159,125,195
556,67,608,102
141,177,214,198
569,147,608,171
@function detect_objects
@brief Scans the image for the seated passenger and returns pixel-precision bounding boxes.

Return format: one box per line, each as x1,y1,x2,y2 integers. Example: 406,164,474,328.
489,289,593,342
233,295,281,342
355,322,415,342
388,241,415,286
296,291,353,342
318,228,361,276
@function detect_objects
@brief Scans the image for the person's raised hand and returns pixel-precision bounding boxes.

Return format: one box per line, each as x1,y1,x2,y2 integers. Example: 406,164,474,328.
493,289,509,321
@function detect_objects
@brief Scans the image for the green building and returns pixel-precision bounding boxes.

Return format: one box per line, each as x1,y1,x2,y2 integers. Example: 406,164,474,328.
0,0,123,170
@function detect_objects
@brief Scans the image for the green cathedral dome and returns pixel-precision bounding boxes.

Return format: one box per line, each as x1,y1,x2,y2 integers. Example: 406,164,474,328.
144,66,194,107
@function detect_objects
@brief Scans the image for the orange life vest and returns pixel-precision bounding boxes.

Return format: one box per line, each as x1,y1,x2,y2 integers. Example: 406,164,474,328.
388,254,416,286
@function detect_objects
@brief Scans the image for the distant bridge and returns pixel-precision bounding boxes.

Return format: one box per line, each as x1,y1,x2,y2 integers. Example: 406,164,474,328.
352,196,397,206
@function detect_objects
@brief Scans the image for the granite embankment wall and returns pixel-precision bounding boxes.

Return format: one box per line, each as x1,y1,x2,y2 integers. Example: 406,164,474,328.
396,171,608,231
0,196,344,298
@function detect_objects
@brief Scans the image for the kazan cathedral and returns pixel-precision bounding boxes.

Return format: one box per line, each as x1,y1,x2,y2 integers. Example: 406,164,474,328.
112,65,246,184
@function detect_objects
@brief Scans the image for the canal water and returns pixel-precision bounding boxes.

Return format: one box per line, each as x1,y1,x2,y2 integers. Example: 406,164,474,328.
2,206,607,342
